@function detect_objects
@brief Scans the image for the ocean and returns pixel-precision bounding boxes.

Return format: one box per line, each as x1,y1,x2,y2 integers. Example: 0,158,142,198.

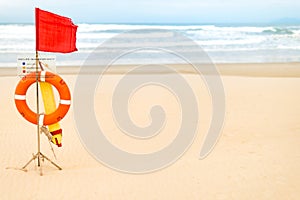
1,23,300,67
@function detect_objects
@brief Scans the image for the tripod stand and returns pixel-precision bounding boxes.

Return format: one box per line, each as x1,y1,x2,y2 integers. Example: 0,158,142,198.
21,51,62,176
21,151,62,175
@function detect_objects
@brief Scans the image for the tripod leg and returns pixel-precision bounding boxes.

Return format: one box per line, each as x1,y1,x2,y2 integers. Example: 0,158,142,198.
40,152,62,170
22,153,38,170
38,153,43,176
37,154,40,167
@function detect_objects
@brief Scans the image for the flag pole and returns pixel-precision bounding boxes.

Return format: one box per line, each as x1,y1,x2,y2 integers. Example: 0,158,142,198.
35,6,41,168
35,9,41,167
21,8,62,175
35,50,41,167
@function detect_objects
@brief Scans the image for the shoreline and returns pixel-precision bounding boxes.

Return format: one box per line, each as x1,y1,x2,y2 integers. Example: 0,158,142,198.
1,62,300,77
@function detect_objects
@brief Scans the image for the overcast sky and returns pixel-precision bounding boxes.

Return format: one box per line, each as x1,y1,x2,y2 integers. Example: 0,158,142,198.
1,0,300,24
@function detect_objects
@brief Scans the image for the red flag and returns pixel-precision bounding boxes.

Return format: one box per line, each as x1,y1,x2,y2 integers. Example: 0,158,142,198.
35,8,78,53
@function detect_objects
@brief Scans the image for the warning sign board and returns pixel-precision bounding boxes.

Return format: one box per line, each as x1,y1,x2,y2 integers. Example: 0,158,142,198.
17,54,56,77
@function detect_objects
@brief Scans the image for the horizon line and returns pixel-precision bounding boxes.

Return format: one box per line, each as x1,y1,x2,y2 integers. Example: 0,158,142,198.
1,21,300,25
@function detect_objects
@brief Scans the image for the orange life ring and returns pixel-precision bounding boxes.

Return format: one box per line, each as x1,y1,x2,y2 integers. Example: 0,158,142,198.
15,71,71,125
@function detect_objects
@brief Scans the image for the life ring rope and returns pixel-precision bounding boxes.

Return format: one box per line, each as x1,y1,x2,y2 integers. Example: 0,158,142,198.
39,114,45,126
60,99,71,105
14,94,26,100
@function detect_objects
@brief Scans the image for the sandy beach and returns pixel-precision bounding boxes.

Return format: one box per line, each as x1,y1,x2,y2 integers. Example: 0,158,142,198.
1,63,300,199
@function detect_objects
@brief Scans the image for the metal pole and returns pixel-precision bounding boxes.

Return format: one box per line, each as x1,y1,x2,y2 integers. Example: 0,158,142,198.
35,51,40,167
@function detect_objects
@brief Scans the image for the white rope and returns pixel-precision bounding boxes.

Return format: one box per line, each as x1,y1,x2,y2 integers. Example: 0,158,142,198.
14,94,26,100
40,71,46,82
38,114,44,126
60,99,71,105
